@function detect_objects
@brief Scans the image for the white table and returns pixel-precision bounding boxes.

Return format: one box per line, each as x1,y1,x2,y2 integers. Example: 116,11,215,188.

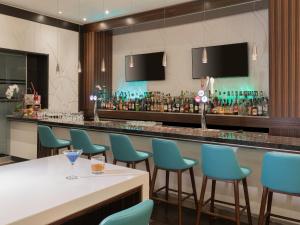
0,155,149,225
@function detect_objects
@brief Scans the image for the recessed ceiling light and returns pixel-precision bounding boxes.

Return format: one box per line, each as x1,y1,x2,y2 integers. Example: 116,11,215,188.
105,9,110,15
58,11,63,14
83,18,87,22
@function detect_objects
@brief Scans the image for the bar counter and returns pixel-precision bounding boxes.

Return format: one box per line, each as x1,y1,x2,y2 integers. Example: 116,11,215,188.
6,115,300,220
6,115,300,153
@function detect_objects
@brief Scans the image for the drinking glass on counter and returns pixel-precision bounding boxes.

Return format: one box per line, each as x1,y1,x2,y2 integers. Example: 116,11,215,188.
63,149,83,180
91,155,105,174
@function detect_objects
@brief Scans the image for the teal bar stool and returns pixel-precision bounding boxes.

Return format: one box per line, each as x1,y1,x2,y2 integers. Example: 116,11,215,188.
70,129,109,162
196,144,252,225
109,134,152,179
38,125,71,156
151,138,198,225
258,152,300,225
100,200,153,225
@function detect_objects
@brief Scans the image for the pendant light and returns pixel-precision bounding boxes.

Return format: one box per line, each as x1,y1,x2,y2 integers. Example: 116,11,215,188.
101,0,106,72
56,63,60,73
78,0,82,73
202,0,208,64
101,58,106,72
56,0,61,74
202,47,208,64
252,0,258,61
162,5,167,67
252,44,258,61
128,0,135,68
129,55,134,68
162,52,167,67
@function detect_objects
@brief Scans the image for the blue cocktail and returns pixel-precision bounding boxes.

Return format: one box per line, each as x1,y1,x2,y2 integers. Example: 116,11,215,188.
63,149,83,180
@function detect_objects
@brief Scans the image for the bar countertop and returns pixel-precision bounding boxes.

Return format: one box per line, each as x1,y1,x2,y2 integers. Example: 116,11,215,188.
7,115,300,153
0,155,148,225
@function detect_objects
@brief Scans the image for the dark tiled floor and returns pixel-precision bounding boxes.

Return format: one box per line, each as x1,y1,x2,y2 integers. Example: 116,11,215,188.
150,202,289,225
151,202,246,225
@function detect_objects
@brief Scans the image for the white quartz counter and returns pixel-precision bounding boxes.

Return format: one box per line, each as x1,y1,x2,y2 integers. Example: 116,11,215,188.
0,155,149,225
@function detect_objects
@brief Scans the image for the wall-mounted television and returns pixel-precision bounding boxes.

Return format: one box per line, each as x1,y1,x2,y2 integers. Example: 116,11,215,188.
192,42,249,79
125,52,165,82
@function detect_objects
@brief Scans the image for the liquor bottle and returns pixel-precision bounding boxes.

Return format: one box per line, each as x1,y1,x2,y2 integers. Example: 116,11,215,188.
229,100,234,114
163,98,168,112
262,97,269,116
251,98,258,116
147,98,151,111
194,99,199,113
257,98,263,116
189,98,194,113
135,99,140,111
233,99,239,115
206,100,211,114
247,99,252,116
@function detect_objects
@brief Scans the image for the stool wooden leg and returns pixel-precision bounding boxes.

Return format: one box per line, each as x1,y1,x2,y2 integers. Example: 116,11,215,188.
242,179,253,225
177,170,183,225
102,151,107,162
258,187,268,225
145,159,151,184
233,181,241,225
165,171,170,201
196,176,208,225
126,163,130,168
67,145,71,150
189,168,198,209
150,167,158,198
113,159,117,165
132,162,136,169
210,180,216,214
265,191,273,225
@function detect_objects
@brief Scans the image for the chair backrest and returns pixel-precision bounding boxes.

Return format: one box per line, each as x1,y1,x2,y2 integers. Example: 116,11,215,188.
201,144,244,180
70,129,93,152
261,152,300,194
38,125,59,148
109,134,139,161
100,200,153,225
152,138,186,170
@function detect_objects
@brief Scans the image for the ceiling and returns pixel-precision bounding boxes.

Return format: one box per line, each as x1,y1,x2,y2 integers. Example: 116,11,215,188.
1,0,194,24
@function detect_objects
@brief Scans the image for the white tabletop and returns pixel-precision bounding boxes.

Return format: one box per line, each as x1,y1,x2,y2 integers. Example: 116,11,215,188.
0,155,149,225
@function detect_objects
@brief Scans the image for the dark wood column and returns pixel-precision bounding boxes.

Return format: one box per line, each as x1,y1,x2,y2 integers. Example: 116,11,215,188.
79,31,112,115
269,0,300,137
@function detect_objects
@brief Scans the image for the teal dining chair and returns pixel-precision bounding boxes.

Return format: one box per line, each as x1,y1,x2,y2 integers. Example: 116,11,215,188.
70,129,109,161
109,134,152,178
196,144,252,225
258,152,300,225
38,125,71,156
100,200,153,225
151,138,198,225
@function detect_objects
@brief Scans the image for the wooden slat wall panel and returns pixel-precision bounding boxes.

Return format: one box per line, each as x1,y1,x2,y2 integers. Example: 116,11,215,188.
269,0,300,137
94,31,113,97
79,31,112,115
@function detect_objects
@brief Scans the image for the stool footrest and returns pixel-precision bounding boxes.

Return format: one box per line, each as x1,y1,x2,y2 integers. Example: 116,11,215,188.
269,213,300,224
152,186,195,205
153,186,192,198
200,198,248,219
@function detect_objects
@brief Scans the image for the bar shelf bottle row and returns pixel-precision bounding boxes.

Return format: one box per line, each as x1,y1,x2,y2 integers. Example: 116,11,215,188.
98,90,269,117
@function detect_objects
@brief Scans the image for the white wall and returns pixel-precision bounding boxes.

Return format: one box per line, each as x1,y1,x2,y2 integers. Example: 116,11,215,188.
0,14,79,112
113,9,269,96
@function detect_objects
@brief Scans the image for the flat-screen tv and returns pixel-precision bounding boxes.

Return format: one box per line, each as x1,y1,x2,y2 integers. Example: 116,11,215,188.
192,42,249,79
125,52,165,82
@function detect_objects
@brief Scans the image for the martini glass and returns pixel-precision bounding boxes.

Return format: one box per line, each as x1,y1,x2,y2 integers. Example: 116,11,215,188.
63,149,83,180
